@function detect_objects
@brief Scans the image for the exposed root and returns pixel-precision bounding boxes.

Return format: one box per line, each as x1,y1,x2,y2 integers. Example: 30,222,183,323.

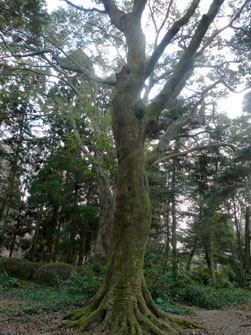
167,315,201,329
60,284,201,334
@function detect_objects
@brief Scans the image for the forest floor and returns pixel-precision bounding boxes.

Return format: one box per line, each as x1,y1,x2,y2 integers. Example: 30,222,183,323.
0,294,251,335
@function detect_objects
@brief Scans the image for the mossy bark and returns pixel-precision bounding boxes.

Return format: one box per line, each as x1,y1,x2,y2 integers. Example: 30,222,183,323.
61,101,198,334
60,1,213,331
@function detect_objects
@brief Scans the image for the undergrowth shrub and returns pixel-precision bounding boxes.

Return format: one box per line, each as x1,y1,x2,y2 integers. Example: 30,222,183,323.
179,285,250,309
144,252,193,301
0,263,105,316
143,252,251,310
59,262,105,297
0,271,25,290
0,258,42,280
33,262,81,285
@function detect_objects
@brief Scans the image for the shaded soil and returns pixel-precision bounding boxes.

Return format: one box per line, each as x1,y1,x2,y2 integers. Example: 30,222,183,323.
0,294,250,335
180,301,251,335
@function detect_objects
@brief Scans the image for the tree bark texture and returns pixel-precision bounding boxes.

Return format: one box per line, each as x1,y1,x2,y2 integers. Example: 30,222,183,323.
208,219,216,284
244,206,251,281
61,101,197,333
171,164,177,278
61,0,226,333
44,205,58,262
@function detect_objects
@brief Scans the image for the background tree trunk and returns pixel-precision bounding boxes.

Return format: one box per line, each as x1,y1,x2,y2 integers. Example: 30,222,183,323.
29,205,44,261
244,206,251,283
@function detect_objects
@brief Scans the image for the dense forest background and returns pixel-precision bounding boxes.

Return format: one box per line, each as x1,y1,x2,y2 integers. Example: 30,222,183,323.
0,0,250,306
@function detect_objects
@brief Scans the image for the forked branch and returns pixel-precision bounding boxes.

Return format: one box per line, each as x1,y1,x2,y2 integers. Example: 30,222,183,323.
145,0,201,79
144,0,225,124
152,143,235,166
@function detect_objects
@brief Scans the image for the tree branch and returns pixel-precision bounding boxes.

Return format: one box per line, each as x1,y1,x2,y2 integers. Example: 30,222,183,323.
62,0,106,13
144,0,225,125
145,0,201,79
1,35,116,86
43,36,116,86
153,143,235,166
101,0,127,32
132,0,147,15
195,0,249,58
145,80,221,168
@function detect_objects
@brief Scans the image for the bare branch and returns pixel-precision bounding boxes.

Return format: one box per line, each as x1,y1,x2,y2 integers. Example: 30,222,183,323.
196,0,249,57
144,0,225,125
145,80,221,168
145,0,201,79
219,78,248,93
153,143,235,166
62,0,106,13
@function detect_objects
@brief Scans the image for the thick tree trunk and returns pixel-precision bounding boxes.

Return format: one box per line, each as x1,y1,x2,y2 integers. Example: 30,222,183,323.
186,239,197,271
9,207,22,258
52,222,61,262
67,182,79,264
62,104,196,333
67,229,75,264
0,166,18,225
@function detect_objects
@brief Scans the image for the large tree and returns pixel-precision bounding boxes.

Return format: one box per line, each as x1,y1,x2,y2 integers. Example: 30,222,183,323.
1,0,250,333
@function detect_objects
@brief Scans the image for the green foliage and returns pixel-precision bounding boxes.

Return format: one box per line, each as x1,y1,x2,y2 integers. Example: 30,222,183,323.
60,267,104,298
144,252,251,310
0,229,6,247
33,262,81,285
0,258,43,280
0,264,105,316
0,272,24,290
179,285,250,309
155,298,193,315
144,252,194,301
190,267,212,285
0,282,83,316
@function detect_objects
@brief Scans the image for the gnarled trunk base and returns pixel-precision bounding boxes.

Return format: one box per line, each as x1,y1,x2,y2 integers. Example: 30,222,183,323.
59,279,199,335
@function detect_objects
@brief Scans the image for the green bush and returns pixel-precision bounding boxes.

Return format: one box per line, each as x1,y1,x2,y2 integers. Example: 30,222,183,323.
178,285,250,309
190,267,211,285
33,262,81,285
143,252,251,310
144,255,193,302
61,269,103,298
0,258,43,280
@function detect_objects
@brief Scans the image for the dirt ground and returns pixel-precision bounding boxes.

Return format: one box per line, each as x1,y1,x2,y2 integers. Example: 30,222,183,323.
0,294,250,335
